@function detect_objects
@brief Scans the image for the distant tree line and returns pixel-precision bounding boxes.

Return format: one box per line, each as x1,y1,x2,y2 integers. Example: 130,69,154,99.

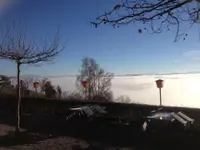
16,77,62,99
1,57,131,103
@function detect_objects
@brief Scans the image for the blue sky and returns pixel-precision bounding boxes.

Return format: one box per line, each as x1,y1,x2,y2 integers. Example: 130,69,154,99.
0,0,200,76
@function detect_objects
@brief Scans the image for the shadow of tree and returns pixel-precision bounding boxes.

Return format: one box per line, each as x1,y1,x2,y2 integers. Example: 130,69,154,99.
1,111,200,150
0,131,54,147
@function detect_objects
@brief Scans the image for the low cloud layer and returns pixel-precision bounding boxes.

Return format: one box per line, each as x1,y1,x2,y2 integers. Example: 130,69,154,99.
183,50,200,61
50,74,200,108
175,50,200,63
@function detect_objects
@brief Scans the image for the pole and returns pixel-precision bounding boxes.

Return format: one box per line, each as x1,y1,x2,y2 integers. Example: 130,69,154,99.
85,88,87,100
88,83,91,101
35,88,38,100
159,88,162,106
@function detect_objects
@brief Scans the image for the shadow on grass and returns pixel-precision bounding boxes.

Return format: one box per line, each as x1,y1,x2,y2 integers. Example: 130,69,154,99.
0,131,55,147
1,114,200,149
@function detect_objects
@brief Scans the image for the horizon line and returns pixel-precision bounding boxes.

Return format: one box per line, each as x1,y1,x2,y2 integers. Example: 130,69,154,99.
23,71,200,78
2,71,200,78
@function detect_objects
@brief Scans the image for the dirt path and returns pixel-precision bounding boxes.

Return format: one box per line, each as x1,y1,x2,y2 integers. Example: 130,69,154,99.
4,137,89,150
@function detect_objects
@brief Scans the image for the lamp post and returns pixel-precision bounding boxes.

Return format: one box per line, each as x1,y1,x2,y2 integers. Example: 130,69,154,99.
33,82,39,99
155,79,164,106
81,80,88,100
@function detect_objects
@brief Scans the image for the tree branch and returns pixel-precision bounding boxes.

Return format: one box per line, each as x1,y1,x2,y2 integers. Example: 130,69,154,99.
91,0,198,41
0,23,66,65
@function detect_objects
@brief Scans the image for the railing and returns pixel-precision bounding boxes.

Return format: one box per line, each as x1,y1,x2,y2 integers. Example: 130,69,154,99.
177,111,195,123
171,112,187,126
66,111,77,120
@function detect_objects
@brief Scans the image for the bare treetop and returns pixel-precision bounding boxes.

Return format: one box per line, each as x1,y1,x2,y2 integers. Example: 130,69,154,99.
91,0,200,41
0,25,64,64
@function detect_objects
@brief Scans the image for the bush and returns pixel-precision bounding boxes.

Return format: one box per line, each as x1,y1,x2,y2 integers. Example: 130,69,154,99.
115,96,132,104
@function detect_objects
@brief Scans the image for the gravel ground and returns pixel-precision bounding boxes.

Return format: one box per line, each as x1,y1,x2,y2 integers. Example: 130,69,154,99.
0,124,88,150
0,134,133,150
7,137,89,150
0,124,135,150
0,124,86,150
0,123,200,150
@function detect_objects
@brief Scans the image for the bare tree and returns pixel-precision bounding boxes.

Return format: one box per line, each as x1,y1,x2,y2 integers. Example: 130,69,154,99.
91,0,200,42
0,23,65,132
40,77,49,92
116,95,132,103
42,80,56,98
65,91,84,101
62,91,68,99
56,85,62,99
77,57,113,101
39,78,56,98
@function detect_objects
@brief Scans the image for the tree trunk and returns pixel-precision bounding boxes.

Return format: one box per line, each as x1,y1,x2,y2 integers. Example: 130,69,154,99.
16,63,21,133
88,84,91,100
88,68,91,100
